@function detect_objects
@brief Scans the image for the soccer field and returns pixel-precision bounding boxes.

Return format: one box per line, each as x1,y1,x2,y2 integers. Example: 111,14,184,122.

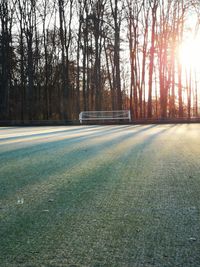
0,124,200,266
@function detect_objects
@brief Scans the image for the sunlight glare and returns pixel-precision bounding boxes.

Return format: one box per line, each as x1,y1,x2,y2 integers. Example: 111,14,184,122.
179,38,200,71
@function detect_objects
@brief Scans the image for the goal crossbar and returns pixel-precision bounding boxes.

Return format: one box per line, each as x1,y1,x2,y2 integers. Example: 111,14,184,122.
79,110,131,124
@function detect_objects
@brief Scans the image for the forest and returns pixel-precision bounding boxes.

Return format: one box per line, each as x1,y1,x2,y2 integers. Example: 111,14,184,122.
0,0,200,121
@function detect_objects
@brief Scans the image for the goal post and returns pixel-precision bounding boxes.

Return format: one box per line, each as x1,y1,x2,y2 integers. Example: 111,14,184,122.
79,110,131,124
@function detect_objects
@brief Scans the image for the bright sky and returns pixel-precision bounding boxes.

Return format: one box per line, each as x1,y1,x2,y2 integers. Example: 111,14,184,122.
179,35,200,73
179,12,200,73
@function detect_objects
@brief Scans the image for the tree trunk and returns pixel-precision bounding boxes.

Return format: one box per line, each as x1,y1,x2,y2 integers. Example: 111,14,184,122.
148,2,157,118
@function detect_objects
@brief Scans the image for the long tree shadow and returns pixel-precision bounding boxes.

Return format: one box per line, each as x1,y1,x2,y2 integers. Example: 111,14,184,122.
0,124,137,143
0,124,157,161
0,124,160,201
0,124,176,265
0,125,98,142
0,124,170,201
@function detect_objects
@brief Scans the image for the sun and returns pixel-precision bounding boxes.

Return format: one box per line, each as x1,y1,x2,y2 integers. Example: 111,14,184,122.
179,38,200,71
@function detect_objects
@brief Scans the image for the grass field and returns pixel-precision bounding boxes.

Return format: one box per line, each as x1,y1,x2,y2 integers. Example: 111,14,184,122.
1,124,200,267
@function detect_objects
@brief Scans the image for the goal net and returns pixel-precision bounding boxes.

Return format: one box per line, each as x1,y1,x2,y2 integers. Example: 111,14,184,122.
79,110,131,124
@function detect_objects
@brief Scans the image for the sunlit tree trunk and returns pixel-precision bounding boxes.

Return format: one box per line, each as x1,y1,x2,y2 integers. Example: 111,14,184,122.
148,0,158,118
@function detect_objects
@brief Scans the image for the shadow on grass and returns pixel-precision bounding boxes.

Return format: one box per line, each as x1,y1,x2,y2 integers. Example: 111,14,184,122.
0,124,160,200
0,125,156,164
0,125,138,157
0,124,135,143
0,124,176,265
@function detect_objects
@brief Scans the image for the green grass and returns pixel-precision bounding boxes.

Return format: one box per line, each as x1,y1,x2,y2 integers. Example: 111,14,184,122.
1,125,200,266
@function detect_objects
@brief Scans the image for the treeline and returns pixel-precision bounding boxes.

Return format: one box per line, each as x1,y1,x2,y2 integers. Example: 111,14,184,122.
0,0,200,121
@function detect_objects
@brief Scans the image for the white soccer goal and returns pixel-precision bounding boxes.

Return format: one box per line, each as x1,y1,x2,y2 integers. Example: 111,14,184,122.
79,110,131,124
